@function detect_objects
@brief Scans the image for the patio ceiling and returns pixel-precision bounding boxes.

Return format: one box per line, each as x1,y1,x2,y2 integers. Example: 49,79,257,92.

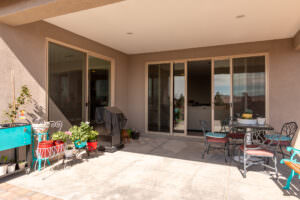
44,0,300,54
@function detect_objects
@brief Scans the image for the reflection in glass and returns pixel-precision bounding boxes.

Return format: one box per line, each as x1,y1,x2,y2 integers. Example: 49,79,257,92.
233,56,265,118
148,64,170,132
173,63,185,133
88,56,110,124
48,42,86,125
214,59,230,131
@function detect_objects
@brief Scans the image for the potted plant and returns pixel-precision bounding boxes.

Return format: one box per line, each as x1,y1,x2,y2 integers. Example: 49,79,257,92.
69,122,98,149
17,160,27,170
7,160,16,173
4,85,31,127
64,146,73,158
0,156,8,176
51,131,72,156
87,128,99,152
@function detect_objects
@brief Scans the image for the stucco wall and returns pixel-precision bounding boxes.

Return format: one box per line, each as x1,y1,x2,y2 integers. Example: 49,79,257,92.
0,21,128,159
127,39,300,147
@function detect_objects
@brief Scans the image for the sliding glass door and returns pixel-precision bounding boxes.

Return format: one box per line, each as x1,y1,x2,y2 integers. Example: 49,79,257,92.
48,42,112,126
213,59,231,132
48,42,86,125
232,56,265,118
148,63,171,132
212,55,266,131
173,62,186,134
87,56,111,124
147,55,267,135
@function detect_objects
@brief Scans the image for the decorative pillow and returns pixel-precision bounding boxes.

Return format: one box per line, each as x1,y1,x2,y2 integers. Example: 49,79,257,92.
205,132,227,138
265,134,291,141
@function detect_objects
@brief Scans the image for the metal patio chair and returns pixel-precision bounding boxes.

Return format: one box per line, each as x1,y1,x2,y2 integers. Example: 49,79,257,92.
239,130,279,178
201,120,230,162
266,122,298,158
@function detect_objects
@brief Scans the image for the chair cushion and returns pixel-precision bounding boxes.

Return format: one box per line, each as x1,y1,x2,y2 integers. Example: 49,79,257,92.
205,132,227,138
228,132,244,139
207,137,229,144
265,134,291,141
266,140,290,146
240,145,274,157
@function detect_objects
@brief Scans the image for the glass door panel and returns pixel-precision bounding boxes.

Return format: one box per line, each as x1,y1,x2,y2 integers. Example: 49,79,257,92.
88,56,111,125
213,59,231,132
232,56,265,118
148,63,170,133
48,42,86,125
173,63,185,133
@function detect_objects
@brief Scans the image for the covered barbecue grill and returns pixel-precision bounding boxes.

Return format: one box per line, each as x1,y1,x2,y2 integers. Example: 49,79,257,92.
95,106,127,152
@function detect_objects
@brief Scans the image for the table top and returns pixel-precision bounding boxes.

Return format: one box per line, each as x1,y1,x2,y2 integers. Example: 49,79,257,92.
230,122,274,130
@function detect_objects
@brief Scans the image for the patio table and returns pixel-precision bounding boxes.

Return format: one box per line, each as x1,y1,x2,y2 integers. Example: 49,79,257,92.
230,122,274,131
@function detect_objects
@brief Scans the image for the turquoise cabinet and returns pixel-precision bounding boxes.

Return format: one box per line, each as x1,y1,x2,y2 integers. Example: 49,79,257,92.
0,124,32,151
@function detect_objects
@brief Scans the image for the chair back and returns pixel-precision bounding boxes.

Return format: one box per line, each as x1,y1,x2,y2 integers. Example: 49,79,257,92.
199,120,210,134
244,130,278,151
281,122,298,141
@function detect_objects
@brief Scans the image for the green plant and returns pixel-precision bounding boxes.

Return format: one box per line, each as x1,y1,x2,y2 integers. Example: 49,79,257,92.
69,122,99,144
4,85,32,124
0,156,8,164
51,131,69,142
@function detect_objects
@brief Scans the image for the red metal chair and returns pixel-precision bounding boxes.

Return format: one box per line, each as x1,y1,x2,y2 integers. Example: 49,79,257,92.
238,130,279,178
201,120,230,162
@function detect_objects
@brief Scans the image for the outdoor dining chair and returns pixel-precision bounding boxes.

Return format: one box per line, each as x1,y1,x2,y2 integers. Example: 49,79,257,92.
238,130,279,178
266,122,298,158
201,120,230,162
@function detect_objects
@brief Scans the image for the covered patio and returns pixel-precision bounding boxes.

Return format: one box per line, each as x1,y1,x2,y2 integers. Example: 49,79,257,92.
0,0,300,200
1,134,298,200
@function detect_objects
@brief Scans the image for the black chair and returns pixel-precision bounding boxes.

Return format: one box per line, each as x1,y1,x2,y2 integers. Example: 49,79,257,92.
265,122,298,158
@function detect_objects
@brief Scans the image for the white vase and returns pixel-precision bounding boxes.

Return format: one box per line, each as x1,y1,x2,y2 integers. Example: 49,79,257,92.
257,117,266,125
18,162,26,170
0,164,8,176
7,163,16,173
65,150,73,158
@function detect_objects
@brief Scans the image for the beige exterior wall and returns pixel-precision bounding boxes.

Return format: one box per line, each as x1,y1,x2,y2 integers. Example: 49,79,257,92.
0,21,128,159
127,39,300,147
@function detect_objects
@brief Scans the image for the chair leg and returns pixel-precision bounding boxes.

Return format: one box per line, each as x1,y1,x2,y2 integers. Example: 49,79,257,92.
283,170,295,190
243,154,247,178
207,144,210,155
280,146,284,159
273,156,278,179
202,142,208,159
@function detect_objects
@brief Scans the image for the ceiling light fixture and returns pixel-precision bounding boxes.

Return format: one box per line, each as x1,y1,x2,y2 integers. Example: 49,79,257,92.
126,32,133,35
236,14,245,19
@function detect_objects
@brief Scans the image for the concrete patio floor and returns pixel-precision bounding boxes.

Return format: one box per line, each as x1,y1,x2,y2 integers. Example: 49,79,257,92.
4,134,300,200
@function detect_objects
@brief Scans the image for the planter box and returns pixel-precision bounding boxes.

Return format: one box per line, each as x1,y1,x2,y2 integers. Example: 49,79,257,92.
0,123,31,151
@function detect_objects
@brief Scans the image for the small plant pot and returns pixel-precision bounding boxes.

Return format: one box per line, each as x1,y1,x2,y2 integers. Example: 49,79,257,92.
65,149,73,158
131,131,140,140
0,164,8,176
38,140,54,158
18,162,27,170
7,163,16,173
54,140,65,154
87,140,98,151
